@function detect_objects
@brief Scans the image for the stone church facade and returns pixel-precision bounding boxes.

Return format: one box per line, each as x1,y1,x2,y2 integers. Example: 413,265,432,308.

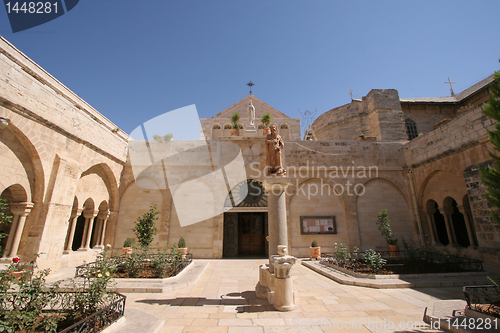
1,35,499,274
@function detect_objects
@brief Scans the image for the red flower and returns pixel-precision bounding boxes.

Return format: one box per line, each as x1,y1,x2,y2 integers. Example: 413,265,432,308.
12,257,20,264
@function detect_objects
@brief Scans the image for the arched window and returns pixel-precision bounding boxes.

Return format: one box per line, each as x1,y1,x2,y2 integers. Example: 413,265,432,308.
258,124,265,129
224,124,232,129
213,124,221,130
280,124,288,129
405,118,418,140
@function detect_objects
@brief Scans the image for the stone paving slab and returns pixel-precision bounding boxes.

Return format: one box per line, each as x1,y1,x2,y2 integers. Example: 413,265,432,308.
302,261,490,289
103,259,472,332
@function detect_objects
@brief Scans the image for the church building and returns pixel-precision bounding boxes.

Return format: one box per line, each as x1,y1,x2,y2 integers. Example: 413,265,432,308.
0,36,499,274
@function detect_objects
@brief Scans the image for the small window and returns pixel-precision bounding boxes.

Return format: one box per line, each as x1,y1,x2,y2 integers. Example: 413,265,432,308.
213,124,221,129
238,125,243,129
405,118,418,140
280,124,288,129
224,124,232,129
258,124,265,129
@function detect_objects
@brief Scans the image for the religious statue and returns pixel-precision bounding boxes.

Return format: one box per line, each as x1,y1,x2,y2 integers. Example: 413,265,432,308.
248,101,255,126
266,124,286,176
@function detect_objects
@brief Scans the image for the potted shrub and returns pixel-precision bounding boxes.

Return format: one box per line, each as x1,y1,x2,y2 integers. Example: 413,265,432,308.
375,209,399,256
122,237,134,255
261,113,272,136
178,236,188,258
310,240,321,260
231,112,240,136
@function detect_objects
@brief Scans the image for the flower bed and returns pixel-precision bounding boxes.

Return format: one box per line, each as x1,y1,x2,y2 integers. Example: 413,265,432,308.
322,242,483,275
1,255,124,333
75,245,191,279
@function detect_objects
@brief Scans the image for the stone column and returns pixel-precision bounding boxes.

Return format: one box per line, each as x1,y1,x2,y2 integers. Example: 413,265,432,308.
63,208,83,254
3,202,34,258
272,245,296,311
443,208,456,245
457,205,475,247
79,210,98,250
95,210,110,249
265,177,291,273
425,206,437,245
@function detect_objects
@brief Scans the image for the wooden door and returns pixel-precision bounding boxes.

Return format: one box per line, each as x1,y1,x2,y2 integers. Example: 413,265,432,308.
238,212,265,256
223,213,238,257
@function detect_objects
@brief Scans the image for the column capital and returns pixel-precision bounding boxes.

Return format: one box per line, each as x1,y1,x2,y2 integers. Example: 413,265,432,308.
83,210,98,219
10,202,34,216
71,208,83,219
98,210,110,219
264,177,292,193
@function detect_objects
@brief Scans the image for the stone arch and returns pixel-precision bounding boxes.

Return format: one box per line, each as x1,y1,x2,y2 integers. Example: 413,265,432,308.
279,122,290,139
212,123,222,140
78,162,119,211
443,196,471,248
425,199,448,245
0,184,29,253
356,178,413,251
421,170,468,216
405,117,418,140
0,114,44,203
223,124,232,136
71,197,94,250
289,178,346,257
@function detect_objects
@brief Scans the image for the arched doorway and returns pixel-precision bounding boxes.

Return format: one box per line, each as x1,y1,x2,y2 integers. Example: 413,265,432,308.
223,179,268,258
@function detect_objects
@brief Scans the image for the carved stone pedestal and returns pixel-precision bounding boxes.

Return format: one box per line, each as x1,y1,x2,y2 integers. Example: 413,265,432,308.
255,245,297,311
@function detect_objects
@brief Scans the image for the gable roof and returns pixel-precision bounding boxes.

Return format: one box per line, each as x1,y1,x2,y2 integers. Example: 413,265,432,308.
212,95,289,119
400,74,494,103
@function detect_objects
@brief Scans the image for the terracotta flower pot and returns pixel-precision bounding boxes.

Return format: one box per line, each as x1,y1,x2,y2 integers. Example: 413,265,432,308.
121,247,133,256
388,244,399,257
231,129,239,136
310,247,321,260
263,128,271,136
180,247,188,259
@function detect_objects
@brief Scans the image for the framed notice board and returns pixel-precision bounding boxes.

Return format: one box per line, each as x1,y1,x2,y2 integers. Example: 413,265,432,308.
300,216,336,235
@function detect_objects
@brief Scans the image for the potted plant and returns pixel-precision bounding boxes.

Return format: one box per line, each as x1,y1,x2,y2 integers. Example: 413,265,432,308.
375,209,399,256
261,112,272,136
310,240,321,260
178,236,188,258
231,112,240,136
122,237,133,255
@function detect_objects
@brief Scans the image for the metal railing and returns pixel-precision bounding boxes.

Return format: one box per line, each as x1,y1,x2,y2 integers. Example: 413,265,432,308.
464,285,500,317
75,253,193,279
60,292,126,333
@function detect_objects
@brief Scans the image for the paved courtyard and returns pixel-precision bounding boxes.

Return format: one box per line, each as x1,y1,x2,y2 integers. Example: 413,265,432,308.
112,259,465,333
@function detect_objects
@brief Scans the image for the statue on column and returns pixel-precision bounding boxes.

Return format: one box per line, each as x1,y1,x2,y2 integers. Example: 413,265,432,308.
248,101,255,126
266,124,286,176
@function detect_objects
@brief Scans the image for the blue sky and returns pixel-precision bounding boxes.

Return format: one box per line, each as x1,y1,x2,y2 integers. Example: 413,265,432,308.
1,0,499,138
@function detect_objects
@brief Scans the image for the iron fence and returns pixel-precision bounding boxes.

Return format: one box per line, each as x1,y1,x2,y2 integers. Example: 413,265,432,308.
464,285,500,317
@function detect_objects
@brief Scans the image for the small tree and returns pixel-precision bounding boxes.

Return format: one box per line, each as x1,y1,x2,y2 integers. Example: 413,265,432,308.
231,112,240,129
375,209,397,245
261,113,272,128
178,236,186,248
479,70,500,225
133,205,159,248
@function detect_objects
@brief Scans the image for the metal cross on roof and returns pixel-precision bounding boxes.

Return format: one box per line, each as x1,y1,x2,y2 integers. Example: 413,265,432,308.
445,77,455,96
247,81,254,95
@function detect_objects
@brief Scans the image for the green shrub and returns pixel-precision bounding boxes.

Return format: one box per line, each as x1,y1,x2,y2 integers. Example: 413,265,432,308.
123,237,133,248
362,249,386,273
178,236,186,248
375,209,397,245
311,240,318,248
133,205,159,248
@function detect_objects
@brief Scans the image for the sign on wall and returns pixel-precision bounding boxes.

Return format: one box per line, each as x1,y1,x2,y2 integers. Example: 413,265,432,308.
300,216,336,235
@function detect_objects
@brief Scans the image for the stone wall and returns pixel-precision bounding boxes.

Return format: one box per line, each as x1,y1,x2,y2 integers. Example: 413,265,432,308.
0,37,127,272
